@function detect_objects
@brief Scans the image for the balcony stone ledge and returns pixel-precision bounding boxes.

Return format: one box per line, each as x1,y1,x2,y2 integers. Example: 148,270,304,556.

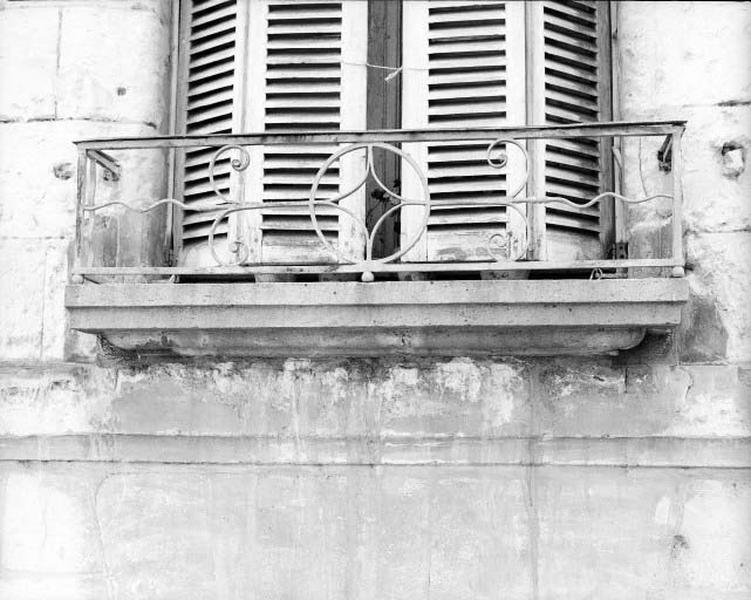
64,279,689,358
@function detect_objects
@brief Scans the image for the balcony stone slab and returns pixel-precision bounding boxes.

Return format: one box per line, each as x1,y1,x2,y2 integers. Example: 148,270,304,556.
65,279,689,358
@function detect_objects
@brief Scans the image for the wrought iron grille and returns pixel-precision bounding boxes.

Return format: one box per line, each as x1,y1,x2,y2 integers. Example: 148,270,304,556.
72,120,686,283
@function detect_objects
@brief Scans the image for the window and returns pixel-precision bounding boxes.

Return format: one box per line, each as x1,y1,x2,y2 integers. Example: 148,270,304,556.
173,0,612,269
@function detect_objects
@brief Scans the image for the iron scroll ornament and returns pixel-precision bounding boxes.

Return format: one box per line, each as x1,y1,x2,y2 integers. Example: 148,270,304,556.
81,139,675,276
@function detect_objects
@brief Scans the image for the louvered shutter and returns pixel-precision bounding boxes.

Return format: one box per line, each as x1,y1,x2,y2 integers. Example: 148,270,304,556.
244,0,367,264
175,0,246,267
401,1,527,262
527,0,613,260
176,0,368,267
401,0,612,263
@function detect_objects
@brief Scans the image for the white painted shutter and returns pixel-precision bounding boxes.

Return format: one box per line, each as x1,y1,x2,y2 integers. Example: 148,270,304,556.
176,0,367,267
176,0,245,267
528,0,612,260
401,1,527,262
401,0,612,263
241,0,368,264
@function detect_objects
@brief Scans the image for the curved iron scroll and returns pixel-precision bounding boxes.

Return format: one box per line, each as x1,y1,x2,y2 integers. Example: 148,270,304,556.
81,139,674,278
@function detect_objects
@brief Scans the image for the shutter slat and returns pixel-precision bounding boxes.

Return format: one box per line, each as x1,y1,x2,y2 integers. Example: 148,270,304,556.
544,211,599,233
183,178,231,198
429,98,506,116
542,1,596,24
429,211,509,226
428,163,504,177
182,210,227,227
184,164,231,184
182,221,229,241
266,67,341,79
187,102,236,125
430,179,506,194
267,23,341,35
429,25,505,40
546,138,599,158
266,55,340,65
193,0,234,13
430,71,506,86
546,181,599,203
190,30,235,57
187,74,235,99
542,199,600,219
267,10,342,20
190,18,236,45
545,72,599,100
544,46,597,70
189,45,235,70
543,13,598,45
543,27,597,58
267,38,341,50
188,63,234,86
187,88,233,111
429,83,505,100
191,3,236,29
428,55,505,69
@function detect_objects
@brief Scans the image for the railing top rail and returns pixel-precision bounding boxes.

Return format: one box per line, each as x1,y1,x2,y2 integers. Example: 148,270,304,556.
75,120,687,151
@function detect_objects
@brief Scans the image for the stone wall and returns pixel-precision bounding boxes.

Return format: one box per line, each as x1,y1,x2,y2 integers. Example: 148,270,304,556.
0,1,749,599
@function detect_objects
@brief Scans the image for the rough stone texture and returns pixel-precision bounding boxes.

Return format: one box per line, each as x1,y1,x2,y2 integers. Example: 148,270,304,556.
0,0,172,127
618,1,751,363
0,463,748,600
0,1,750,598
0,359,748,441
0,0,172,362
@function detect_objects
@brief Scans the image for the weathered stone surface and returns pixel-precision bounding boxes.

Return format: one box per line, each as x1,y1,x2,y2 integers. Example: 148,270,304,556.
0,241,45,360
0,0,171,128
0,363,115,435
0,118,170,360
56,1,172,129
0,359,530,438
0,463,748,600
617,1,751,367
618,1,751,110
0,120,159,240
0,6,59,121
1,360,748,441
0,236,96,361
535,468,751,599
683,232,751,362
535,361,751,438
621,105,751,239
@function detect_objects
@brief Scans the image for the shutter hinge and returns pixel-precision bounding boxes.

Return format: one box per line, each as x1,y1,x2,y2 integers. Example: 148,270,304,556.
609,241,629,259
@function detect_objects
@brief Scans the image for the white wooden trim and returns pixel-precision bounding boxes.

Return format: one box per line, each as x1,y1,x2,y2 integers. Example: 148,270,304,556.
339,0,369,260
400,0,430,261
505,1,530,254
524,0,547,260
242,0,267,261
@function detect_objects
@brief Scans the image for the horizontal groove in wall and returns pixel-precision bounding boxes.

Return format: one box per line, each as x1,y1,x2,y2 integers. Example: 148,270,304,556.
1,435,749,469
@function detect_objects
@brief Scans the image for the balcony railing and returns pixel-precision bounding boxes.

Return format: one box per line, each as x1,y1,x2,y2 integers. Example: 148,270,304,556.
71,120,686,283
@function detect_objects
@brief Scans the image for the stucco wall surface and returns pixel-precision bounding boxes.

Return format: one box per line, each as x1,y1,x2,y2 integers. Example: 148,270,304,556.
0,1,750,599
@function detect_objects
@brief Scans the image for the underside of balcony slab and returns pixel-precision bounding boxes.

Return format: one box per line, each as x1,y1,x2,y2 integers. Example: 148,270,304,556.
65,279,688,358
